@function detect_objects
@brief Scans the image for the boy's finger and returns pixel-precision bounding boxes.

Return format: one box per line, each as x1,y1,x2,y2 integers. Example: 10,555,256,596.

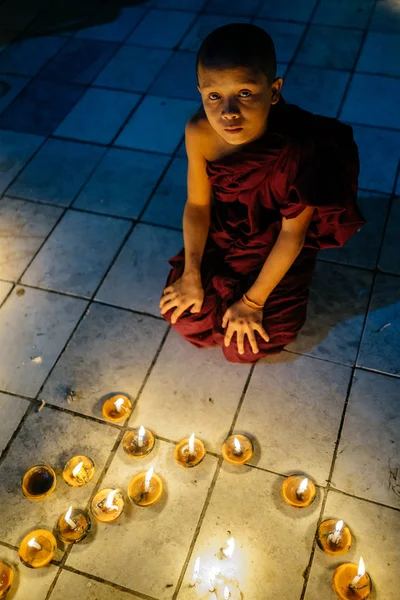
255,324,270,342
237,331,245,355
247,331,259,354
224,324,234,347
160,299,178,315
163,285,174,295
222,310,230,328
171,304,190,324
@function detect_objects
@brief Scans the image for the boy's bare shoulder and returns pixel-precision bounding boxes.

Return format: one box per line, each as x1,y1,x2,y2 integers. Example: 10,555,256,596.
186,110,229,162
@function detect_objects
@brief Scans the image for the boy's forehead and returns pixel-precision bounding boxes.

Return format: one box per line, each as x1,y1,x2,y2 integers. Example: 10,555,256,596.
198,64,266,88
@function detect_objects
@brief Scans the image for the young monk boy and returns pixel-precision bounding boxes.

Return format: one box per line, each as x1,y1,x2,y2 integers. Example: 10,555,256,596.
159,23,365,364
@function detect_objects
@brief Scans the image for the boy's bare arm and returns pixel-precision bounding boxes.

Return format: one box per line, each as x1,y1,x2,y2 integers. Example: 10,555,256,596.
246,206,315,305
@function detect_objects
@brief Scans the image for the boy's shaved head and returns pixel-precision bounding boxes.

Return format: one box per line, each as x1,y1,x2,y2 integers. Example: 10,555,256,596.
196,23,277,86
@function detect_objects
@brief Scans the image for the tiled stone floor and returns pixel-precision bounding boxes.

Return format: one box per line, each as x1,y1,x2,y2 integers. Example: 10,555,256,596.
0,0,399,599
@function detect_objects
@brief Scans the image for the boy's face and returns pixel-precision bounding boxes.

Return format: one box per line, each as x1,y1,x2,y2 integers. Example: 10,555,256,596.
197,64,283,146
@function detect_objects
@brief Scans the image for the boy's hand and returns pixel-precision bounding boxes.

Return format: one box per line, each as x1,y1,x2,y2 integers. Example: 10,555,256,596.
160,273,204,324
222,300,269,355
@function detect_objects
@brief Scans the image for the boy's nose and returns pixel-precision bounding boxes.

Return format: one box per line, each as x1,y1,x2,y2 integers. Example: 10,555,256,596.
221,98,240,118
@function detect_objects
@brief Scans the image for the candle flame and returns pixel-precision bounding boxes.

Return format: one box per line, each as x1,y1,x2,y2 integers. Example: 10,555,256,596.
28,537,41,550
358,556,365,578
224,586,230,599
105,489,118,511
72,460,84,478
335,520,344,534
190,556,201,586
297,477,308,495
233,437,241,453
65,506,73,521
114,397,125,413
223,537,235,559
188,433,195,455
138,425,146,441
144,467,154,492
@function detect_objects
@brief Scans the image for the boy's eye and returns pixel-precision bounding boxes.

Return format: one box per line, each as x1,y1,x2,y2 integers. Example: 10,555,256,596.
208,90,252,101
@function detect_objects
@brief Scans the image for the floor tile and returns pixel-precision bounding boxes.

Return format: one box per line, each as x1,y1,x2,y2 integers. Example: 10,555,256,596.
176,137,186,158
94,44,172,93
127,9,197,47
286,262,373,365
148,50,199,100
0,78,84,136
352,125,400,193
370,0,400,33
312,0,375,28
0,130,43,195
257,0,317,21
8,138,105,206
357,31,400,76
333,369,400,507
22,210,130,297
253,19,306,63
204,0,261,16
177,468,322,600
237,354,351,484
179,14,249,53
39,38,119,84
0,286,87,397
0,545,57,600
283,65,350,117
341,73,400,130
135,329,251,451
0,281,13,304
75,5,148,42
0,0,50,30
54,87,141,144
74,147,170,219
379,197,400,274
26,0,105,37
142,156,187,228
319,191,390,269
52,571,143,600
41,303,168,420
304,491,399,600
67,440,218,599
0,197,62,281
115,95,199,153
149,0,206,9
96,224,182,315
357,274,400,376
0,392,29,455
0,35,66,77
295,25,363,69
0,406,119,549
0,73,30,114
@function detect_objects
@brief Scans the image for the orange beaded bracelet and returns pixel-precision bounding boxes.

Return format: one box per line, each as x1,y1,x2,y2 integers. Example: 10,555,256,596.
241,293,264,310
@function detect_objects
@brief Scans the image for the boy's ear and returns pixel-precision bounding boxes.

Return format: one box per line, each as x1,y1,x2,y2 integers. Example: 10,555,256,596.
271,77,283,104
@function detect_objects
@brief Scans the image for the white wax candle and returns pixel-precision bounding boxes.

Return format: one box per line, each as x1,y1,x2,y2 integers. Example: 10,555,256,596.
144,467,154,493
114,397,125,413
297,478,308,496
137,425,146,448
329,520,343,544
72,460,84,478
28,538,41,550
105,490,119,511
188,433,195,456
64,506,77,530
350,557,365,588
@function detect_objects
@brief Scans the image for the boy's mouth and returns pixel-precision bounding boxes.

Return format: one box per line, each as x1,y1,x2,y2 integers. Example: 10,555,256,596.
224,127,243,134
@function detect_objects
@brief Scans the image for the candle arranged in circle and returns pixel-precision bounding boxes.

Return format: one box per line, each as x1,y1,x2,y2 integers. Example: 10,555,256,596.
91,489,124,523
175,433,206,468
317,519,352,556
21,465,56,500
62,455,95,487
57,506,91,544
0,561,14,599
122,426,155,458
102,395,132,423
18,530,57,568
281,475,317,508
222,434,253,465
128,467,163,506
332,557,372,600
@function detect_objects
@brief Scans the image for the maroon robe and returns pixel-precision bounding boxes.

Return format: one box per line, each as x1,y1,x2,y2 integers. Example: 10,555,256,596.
162,97,366,363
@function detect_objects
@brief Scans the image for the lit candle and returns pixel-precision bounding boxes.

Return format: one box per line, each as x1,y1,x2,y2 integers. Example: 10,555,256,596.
350,557,365,589
91,488,125,523
190,556,201,587
105,489,119,511
233,437,242,456
137,425,146,448
64,506,77,530
114,397,125,413
72,461,84,479
222,434,253,466
175,433,206,468
188,432,195,457
296,477,308,499
28,538,41,551
144,467,154,494
221,537,235,559
329,519,343,545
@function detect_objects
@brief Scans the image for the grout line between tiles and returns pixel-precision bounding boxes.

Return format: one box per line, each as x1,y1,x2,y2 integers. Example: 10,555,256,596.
0,401,35,469
327,487,400,513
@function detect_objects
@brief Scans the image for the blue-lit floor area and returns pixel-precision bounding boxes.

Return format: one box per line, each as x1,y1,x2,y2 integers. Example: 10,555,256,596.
0,1,399,599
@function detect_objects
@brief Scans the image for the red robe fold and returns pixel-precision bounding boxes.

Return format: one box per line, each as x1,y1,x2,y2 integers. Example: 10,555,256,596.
162,97,366,363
